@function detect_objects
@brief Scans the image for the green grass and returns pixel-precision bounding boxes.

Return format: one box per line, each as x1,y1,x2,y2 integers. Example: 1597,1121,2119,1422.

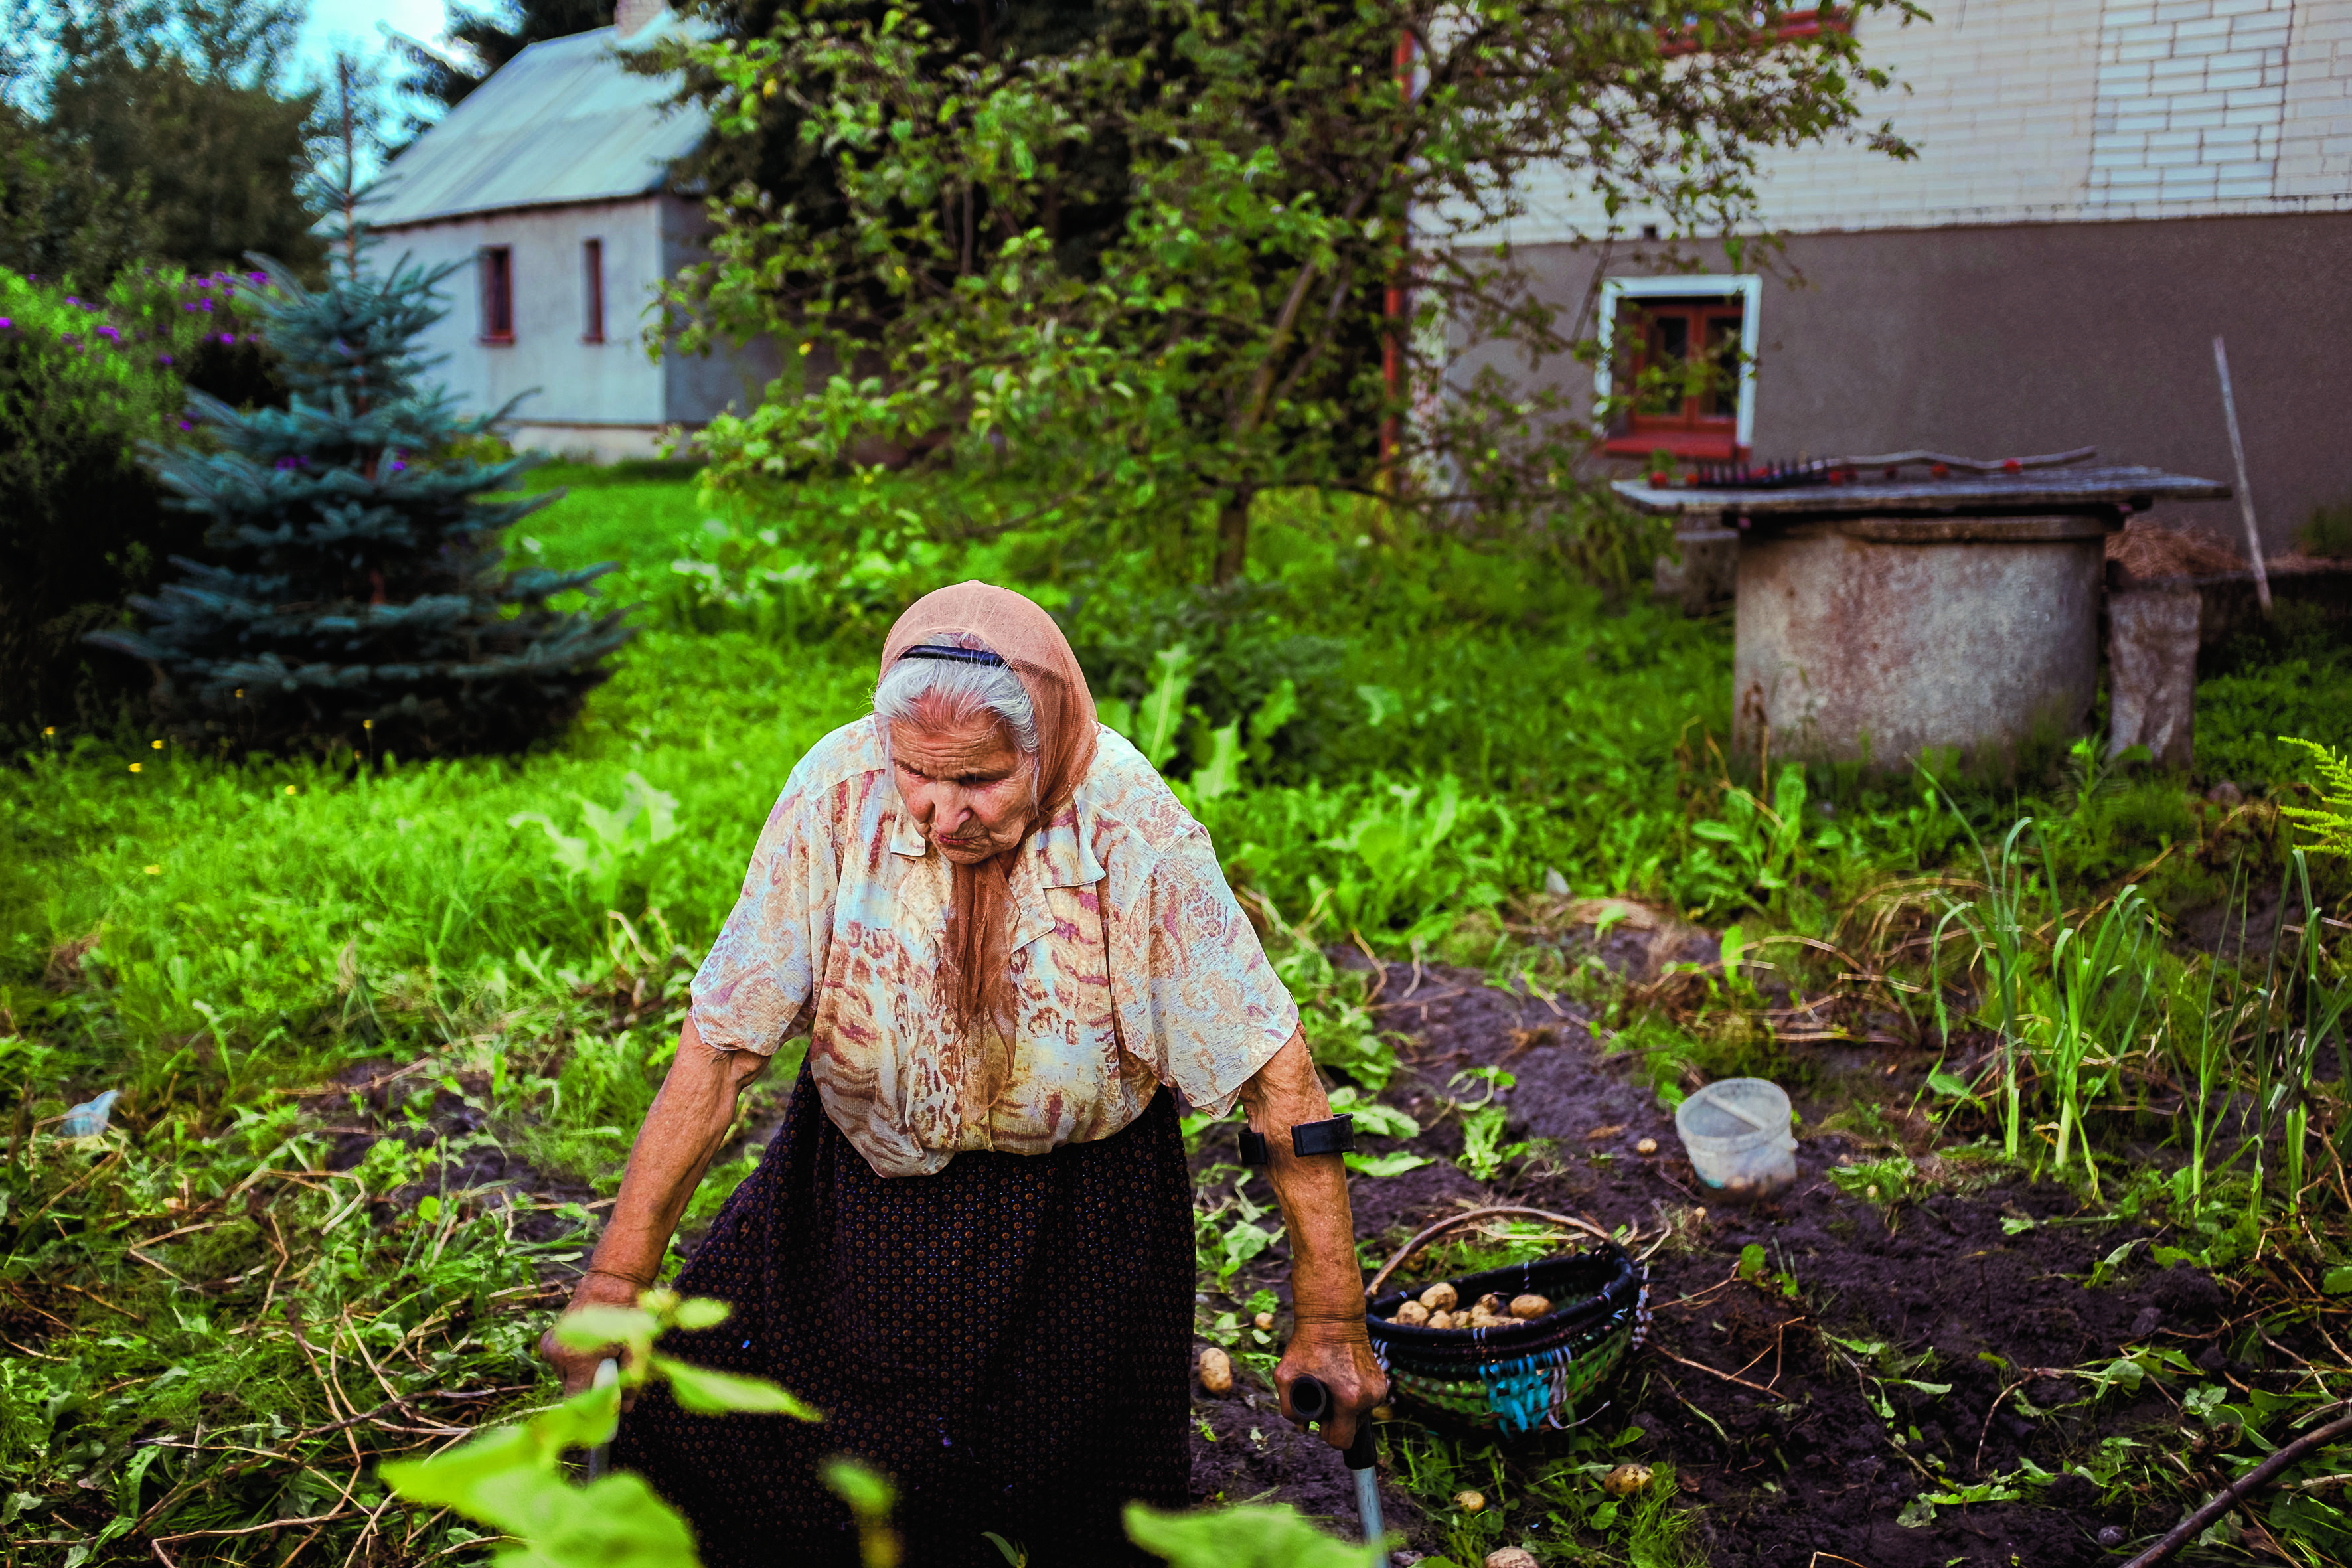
4,468,2349,1566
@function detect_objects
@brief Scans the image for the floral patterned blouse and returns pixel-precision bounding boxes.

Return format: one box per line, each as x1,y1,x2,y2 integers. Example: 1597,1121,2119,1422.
689,717,1301,1178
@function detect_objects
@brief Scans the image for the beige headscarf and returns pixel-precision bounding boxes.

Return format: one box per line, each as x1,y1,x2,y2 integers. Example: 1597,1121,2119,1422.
880,582,1100,1033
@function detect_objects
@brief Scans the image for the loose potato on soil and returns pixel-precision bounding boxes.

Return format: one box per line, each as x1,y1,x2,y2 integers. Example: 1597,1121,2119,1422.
1509,1293,1551,1320
1486,1550,1541,1568
1636,1137,1658,1156
1419,1281,1458,1312
1603,1462,1653,1497
1454,1490,1487,1514
1253,1310,1275,1331
1197,1346,1233,1395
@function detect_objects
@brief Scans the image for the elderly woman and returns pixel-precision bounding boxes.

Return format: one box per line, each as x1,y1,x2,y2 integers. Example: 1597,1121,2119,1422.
544,583,1384,1565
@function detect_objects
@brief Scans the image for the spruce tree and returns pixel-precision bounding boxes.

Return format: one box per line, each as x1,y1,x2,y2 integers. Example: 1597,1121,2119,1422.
89,101,634,760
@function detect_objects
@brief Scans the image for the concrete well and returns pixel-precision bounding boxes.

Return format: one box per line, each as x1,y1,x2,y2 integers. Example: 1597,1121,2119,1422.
1731,514,2112,769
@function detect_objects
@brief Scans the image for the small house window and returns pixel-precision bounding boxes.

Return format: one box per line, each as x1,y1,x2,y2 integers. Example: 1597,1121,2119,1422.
1594,274,1761,461
582,238,605,344
479,246,514,345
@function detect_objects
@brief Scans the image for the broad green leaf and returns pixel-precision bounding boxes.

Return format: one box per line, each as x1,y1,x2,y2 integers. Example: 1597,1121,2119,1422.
1343,1151,1433,1178
1247,679,1298,753
649,1355,823,1421
822,1457,896,1517
1124,1500,1387,1567
1325,1088,1419,1139
2323,1265,2352,1296
553,1306,659,1351
1925,1069,1972,1097
672,1298,733,1331
1137,645,1197,769
489,1472,700,1568
1192,720,1243,799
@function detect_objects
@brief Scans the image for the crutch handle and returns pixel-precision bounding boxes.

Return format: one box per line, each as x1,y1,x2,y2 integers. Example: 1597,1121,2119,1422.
1287,1374,1377,1471
585,1357,621,1480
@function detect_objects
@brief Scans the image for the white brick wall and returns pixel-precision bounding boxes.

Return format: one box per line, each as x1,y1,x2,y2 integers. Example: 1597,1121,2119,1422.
2276,0,2352,192
2088,0,2291,202
1478,0,2352,244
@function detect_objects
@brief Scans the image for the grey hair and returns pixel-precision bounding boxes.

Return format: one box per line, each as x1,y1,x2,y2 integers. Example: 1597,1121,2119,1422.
874,636,1041,755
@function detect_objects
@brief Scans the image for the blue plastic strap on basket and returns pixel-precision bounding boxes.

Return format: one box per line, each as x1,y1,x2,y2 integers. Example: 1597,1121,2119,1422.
1481,1354,1558,1435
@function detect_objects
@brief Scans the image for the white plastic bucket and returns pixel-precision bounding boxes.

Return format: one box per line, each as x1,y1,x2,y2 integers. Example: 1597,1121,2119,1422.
1674,1078,1797,1197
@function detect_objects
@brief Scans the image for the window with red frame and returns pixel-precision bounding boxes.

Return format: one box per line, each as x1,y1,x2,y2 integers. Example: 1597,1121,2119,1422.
479,246,514,344
582,239,605,343
1606,297,1745,460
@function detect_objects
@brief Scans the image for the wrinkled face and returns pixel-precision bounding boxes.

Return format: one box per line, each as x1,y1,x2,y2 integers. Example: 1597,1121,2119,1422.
889,705,1036,865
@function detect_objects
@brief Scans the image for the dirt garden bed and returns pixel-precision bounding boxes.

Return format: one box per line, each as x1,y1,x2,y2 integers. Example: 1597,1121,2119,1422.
1188,949,2327,1567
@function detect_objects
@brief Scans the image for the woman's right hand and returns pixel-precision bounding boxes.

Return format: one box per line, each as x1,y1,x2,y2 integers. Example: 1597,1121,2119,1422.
541,1270,647,1396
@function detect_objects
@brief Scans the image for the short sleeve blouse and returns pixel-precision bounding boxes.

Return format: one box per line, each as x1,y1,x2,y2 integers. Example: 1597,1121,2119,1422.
688,717,1301,1178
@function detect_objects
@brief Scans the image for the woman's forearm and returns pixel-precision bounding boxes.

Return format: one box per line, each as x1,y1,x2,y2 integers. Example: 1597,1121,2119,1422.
586,1017,769,1287
1238,1029,1366,1322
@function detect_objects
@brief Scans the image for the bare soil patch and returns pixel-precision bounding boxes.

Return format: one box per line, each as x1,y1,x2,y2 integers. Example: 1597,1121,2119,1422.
1190,959,2303,1566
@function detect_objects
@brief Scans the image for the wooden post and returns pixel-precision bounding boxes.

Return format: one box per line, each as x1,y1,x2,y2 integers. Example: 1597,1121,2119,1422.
2211,335,2272,613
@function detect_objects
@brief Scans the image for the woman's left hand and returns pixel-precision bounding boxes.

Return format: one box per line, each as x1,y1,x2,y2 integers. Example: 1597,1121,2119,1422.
1239,1028,1389,1452
1275,1316,1388,1450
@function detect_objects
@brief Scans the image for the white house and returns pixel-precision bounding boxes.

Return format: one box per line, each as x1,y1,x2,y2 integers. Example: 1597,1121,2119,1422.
363,0,779,461
1456,0,2352,552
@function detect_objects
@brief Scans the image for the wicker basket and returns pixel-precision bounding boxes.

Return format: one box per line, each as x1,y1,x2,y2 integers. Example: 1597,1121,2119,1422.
1363,1206,1650,1435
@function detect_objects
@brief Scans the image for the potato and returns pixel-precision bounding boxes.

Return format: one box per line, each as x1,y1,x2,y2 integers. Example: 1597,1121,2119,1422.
1392,1300,1431,1326
1486,1551,1541,1568
1253,1310,1276,1332
1509,1293,1551,1320
1453,1490,1487,1514
1636,1137,1658,1156
1603,1462,1654,1498
1418,1281,1458,1312
1371,1405,1393,1422
1197,1346,1234,1395
1476,1293,1507,1315
1426,1310,1454,1330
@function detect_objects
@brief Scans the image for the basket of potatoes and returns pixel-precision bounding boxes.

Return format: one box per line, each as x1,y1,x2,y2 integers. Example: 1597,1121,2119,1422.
1362,1206,1649,1435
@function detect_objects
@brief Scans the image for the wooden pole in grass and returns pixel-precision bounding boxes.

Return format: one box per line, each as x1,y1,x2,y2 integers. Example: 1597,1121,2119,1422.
2212,335,2272,613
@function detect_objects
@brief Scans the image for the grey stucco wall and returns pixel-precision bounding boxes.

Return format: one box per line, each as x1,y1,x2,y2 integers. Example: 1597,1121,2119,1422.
658,193,787,424
1480,212,2352,553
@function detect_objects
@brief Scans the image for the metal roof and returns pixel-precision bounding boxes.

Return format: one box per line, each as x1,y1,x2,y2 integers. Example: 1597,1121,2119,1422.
361,14,710,229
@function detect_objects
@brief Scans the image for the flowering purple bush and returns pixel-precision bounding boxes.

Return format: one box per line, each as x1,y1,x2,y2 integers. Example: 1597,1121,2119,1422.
1,265,281,734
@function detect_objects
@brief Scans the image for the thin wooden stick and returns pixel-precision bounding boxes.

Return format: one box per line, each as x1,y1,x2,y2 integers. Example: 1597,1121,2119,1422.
2120,1405,2352,1568
1647,1342,1782,1398
2211,335,2271,613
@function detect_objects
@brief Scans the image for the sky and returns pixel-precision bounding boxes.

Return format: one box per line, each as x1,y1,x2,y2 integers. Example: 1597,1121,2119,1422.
295,0,453,87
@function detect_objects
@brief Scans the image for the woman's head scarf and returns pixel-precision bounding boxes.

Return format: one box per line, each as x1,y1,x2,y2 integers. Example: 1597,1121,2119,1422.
879,582,1099,1033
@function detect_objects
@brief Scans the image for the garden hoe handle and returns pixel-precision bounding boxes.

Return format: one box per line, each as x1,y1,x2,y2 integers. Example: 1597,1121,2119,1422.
1289,1374,1387,1565
586,1357,621,1480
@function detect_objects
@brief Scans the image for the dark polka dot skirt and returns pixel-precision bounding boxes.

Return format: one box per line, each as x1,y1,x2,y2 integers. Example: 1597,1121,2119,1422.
610,1064,1194,1567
